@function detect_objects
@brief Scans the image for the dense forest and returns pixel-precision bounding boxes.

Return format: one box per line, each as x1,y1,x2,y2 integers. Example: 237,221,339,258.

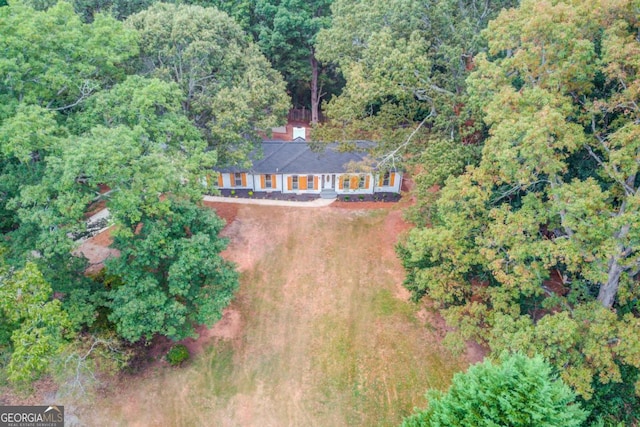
1,0,639,425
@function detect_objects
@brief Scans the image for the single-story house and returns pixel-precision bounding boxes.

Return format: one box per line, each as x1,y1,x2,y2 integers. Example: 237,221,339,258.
213,141,402,198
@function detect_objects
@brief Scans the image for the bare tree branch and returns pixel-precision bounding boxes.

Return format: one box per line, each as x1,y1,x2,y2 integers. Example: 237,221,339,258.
48,81,96,112
376,112,434,170
584,143,634,195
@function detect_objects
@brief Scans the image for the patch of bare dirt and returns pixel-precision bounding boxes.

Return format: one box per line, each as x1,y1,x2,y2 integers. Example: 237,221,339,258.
181,307,243,355
203,201,239,226
0,378,58,406
140,306,244,374
75,226,119,274
84,200,107,219
218,205,294,272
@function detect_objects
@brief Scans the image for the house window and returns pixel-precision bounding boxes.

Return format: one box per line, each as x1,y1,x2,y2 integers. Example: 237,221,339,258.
292,175,299,190
307,175,314,190
234,172,243,187
342,176,350,189
382,172,390,186
265,174,272,188
359,175,366,189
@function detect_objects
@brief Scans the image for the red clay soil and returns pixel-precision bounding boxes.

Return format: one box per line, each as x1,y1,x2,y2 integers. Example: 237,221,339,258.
142,308,243,370
203,201,239,226
76,226,119,274
79,202,237,277
84,200,107,219
88,226,114,247
83,185,112,218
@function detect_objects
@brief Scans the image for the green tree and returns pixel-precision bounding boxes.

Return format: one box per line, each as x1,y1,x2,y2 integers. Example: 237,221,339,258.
252,0,333,123
106,199,238,342
400,0,640,421
314,0,513,171
0,1,245,379
186,0,254,31
126,3,289,165
402,353,587,427
0,260,71,386
72,0,154,21
0,1,137,117
22,0,160,22
66,74,216,215
65,74,215,222
0,0,137,287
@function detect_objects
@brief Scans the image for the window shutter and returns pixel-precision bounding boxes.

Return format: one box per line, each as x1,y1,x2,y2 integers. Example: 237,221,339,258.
338,176,344,189
365,175,370,188
241,173,247,187
300,176,307,190
272,175,276,189
390,172,395,187
350,176,358,189
314,176,319,190
217,174,223,187
378,174,383,187
287,176,292,190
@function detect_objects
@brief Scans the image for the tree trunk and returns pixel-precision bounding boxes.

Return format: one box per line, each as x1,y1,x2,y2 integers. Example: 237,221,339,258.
597,223,632,308
598,257,625,308
310,49,320,125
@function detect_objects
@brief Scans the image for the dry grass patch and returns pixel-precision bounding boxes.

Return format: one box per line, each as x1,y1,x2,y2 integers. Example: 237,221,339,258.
79,205,469,426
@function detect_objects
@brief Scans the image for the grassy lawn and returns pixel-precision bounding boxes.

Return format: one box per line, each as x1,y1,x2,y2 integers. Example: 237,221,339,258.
81,205,467,426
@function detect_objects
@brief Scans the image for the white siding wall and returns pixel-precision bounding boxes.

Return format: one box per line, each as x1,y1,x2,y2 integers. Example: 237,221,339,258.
374,172,402,193
220,173,229,188
254,174,280,191
215,171,402,193
335,174,375,195
217,173,253,189
282,174,321,194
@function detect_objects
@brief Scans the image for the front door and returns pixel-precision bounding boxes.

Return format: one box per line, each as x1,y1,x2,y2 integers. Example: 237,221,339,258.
323,174,334,190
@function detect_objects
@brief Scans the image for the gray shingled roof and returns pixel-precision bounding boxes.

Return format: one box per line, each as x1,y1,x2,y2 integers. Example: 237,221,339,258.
218,141,374,174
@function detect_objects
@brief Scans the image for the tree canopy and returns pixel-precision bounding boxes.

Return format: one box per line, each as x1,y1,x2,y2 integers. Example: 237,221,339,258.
4,1,640,423
399,0,640,422
106,199,237,342
0,0,286,390
251,0,333,123
0,259,71,385
402,352,587,427
126,2,289,165
314,0,514,163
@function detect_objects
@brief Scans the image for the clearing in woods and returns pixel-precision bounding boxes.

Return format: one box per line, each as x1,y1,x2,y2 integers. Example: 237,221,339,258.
81,203,476,426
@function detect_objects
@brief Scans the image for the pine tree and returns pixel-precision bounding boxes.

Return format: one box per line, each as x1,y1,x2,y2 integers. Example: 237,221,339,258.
402,353,588,427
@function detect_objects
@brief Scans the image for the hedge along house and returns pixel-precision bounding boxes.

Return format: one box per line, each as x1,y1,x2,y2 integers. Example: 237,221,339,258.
214,141,402,199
